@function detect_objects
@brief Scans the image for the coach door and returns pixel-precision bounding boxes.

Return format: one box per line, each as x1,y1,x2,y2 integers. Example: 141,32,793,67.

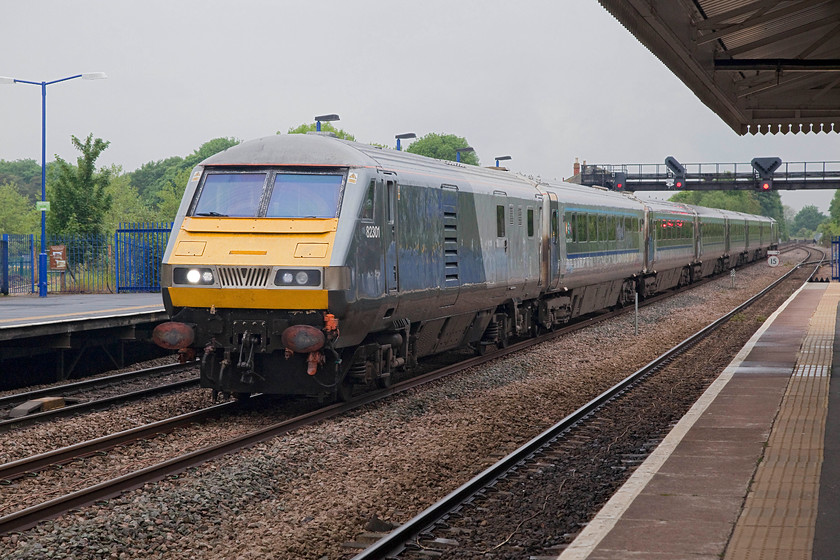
384,175,400,293
547,193,562,290
492,191,509,286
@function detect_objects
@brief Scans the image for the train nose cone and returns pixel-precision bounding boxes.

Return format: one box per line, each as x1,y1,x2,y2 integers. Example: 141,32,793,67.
152,322,196,350
281,324,326,354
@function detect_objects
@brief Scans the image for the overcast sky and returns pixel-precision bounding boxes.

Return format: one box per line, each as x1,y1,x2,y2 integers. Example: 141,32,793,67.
2,0,839,213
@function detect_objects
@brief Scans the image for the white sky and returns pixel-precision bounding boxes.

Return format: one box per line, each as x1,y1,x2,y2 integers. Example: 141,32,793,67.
2,0,838,213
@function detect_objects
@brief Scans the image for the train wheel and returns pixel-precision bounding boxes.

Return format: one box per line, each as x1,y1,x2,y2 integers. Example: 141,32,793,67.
376,372,392,389
337,378,354,402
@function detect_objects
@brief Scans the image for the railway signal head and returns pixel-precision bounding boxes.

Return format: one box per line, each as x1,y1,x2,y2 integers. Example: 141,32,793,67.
613,171,627,190
665,156,686,189
758,179,772,191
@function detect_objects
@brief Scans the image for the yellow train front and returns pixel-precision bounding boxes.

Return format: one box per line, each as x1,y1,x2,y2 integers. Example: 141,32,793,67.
155,134,372,398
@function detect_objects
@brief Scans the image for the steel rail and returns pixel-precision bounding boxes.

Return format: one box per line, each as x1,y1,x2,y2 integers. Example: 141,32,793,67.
0,361,195,408
351,248,820,559
0,400,240,481
0,248,813,536
0,377,199,431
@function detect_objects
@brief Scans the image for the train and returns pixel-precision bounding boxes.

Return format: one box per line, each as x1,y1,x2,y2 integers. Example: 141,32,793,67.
152,133,778,400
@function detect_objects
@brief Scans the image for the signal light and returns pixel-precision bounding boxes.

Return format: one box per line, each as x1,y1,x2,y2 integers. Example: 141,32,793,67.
612,171,627,190
761,182,770,190
674,180,684,189
757,179,772,191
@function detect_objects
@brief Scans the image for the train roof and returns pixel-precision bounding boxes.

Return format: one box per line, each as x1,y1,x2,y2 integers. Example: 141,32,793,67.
200,134,775,225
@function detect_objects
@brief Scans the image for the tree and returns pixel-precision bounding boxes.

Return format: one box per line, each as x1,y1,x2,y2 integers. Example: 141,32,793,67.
406,133,480,166
829,189,840,222
792,205,827,233
0,182,38,234
130,156,184,202
103,165,154,234
284,122,356,141
47,134,112,236
154,168,193,222
0,159,42,202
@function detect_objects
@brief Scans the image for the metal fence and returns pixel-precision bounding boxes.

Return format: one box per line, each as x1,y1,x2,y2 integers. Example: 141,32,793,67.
42,233,112,293
833,236,839,281
115,222,173,293
1,234,35,294
1,223,173,295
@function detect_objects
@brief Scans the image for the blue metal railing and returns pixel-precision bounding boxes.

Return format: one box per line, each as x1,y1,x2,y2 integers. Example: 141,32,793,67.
1,233,35,294
115,222,173,293
40,233,112,293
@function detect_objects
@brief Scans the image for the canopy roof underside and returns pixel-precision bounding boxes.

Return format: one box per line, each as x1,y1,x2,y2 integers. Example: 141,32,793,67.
598,0,840,135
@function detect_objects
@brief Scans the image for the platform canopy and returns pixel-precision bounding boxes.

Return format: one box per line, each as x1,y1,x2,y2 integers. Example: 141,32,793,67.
598,0,840,135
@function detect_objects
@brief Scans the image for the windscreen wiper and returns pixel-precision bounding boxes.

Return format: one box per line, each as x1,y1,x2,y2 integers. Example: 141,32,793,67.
195,211,228,217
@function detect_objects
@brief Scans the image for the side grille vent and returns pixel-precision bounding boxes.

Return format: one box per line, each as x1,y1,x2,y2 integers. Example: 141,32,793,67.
217,266,271,287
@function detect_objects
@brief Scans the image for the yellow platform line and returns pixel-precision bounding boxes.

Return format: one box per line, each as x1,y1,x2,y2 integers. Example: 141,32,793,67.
724,283,840,560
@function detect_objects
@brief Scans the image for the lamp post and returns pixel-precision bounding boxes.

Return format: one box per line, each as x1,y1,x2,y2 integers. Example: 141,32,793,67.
314,113,339,132
0,72,106,297
495,155,512,168
455,146,474,163
395,132,415,151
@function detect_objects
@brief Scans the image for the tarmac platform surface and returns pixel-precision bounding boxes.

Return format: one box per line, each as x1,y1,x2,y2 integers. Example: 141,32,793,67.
0,293,166,341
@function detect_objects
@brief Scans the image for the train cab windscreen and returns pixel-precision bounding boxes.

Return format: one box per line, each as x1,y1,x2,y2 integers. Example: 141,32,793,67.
266,174,342,219
193,173,267,217
191,172,343,218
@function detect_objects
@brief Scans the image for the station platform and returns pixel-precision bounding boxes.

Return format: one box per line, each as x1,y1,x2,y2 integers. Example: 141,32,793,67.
0,293,166,340
559,281,840,560
0,293,168,385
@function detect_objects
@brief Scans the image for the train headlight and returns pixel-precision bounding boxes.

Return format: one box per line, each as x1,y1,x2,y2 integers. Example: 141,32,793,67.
173,267,215,285
274,269,321,287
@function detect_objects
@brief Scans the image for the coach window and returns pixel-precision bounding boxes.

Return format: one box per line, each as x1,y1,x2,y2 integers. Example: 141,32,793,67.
360,179,375,221
496,205,506,237
527,208,534,237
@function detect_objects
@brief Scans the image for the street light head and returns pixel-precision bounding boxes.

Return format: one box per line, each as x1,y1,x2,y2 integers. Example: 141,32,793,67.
0,76,15,85
82,72,107,80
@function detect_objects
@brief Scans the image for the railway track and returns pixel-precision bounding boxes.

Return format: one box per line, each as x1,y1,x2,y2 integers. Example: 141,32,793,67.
0,361,198,430
0,248,813,537
348,246,825,559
